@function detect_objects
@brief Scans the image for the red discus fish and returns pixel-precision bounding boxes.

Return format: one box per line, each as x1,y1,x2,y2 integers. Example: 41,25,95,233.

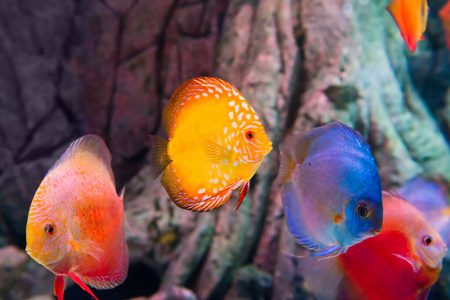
438,0,450,49
25,135,128,300
149,77,272,212
299,192,447,300
386,0,429,52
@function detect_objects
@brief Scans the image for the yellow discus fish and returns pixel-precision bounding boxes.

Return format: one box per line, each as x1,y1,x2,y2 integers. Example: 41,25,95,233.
25,135,128,300
149,77,272,212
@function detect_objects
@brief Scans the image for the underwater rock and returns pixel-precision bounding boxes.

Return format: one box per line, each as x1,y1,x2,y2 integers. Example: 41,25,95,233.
223,265,272,300
147,286,197,300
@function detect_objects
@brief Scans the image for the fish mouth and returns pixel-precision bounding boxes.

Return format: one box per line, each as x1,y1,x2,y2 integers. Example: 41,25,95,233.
371,228,381,235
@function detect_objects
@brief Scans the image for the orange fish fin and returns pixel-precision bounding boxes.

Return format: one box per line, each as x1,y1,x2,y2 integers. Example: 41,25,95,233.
334,214,344,225
69,235,104,262
78,239,129,290
54,275,65,300
188,188,235,212
204,139,233,165
67,273,99,300
162,77,239,136
49,135,115,185
235,181,249,211
148,135,172,178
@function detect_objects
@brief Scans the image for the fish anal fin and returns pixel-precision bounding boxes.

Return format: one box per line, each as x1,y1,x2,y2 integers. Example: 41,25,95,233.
148,135,172,178
67,273,99,300
49,135,115,186
235,181,249,211
176,187,235,212
54,275,65,300
204,139,233,165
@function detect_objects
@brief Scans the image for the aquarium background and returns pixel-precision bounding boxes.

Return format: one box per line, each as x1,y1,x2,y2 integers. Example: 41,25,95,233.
0,0,449,299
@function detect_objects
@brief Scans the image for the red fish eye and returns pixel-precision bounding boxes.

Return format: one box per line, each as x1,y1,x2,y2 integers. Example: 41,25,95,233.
246,131,255,140
423,235,433,246
44,223,56,236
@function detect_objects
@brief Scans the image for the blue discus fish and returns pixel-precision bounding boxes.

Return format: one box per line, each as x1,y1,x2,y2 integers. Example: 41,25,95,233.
278,122,383,257
397,176,450,252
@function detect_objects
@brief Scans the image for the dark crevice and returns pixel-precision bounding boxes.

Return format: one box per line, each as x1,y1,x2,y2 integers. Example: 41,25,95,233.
105,14,125,147
120,42,157,66
13,105,58,162
14,129,79,164
152,0,181,135
281,26,307,139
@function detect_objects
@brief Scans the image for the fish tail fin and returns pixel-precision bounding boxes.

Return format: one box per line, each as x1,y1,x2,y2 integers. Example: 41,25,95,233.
148,135,172,178
67,273,99,300
54,275,65,300
235,181,249,211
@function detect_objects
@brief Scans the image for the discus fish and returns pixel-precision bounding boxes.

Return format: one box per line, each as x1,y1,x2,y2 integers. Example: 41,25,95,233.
386,0,429,52
26,135,128,300
438,0,450,49
278,122,382,257
299,193,446,300
397,176,450,253
149,77,272,212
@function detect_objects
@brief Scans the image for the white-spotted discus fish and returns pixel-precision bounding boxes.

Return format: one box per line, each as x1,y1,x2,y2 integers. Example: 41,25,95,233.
25,135,128,300
277,122,383,257
149,77,272,212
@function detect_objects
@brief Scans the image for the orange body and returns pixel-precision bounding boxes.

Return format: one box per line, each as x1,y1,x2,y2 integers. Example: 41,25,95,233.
386,0,429,52
26,136,128,300
150,77,272,212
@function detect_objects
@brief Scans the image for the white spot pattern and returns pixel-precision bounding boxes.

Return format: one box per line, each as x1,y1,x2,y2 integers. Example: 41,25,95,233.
198,188,206,194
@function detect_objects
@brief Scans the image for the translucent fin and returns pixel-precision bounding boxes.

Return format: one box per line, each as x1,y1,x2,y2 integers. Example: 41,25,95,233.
204,139,233,165
67,272,99,300
54,275,65,300
235,181,249,211
148,135,172,178
49,135,114,185
78,238,129,290
163,77,240,136
69,235,104,262
297,255,345,300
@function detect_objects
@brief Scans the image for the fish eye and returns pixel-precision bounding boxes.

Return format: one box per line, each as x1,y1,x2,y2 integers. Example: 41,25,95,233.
422,235,433,246
246,131,255,140
356,203,370,219
44,223,56,236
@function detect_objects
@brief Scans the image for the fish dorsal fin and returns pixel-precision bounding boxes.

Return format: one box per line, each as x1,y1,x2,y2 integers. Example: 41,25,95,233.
49,135,115,186
163,77,240,136
278,122,370,183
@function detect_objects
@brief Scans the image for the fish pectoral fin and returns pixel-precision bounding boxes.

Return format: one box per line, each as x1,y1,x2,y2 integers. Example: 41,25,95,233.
235,181,249,211
148,135,172,178
69,238,104,262
54,275,65,300
204,139,233,165
67,273,99,300
311,244,345,258
391,253,421,273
